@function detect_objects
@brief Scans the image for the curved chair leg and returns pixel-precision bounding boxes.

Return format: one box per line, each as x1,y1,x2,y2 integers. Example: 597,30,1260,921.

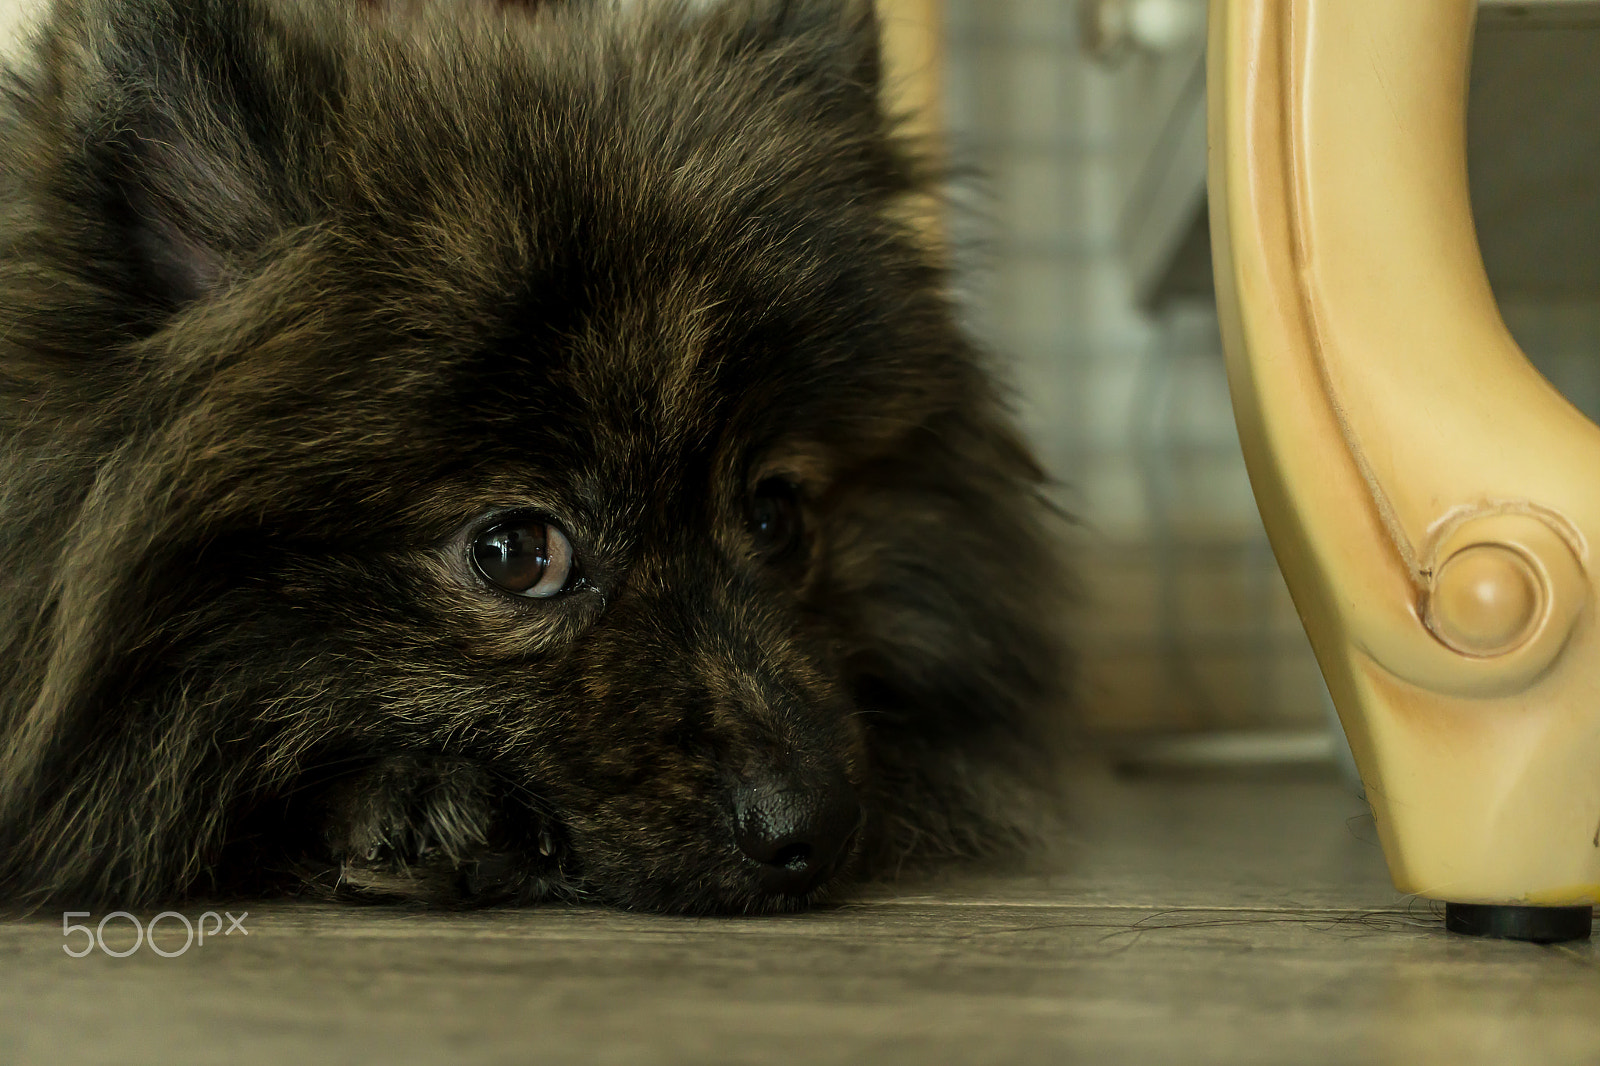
1208,0,1598,940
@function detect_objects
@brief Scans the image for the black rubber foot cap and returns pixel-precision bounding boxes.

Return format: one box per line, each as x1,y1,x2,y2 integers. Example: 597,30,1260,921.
1444,903,1594,943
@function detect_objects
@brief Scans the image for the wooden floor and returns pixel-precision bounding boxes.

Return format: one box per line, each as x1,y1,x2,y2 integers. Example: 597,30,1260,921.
4,765,1598,1065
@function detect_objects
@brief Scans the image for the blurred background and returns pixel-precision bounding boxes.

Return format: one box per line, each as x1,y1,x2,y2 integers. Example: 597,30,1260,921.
914,0,1600,762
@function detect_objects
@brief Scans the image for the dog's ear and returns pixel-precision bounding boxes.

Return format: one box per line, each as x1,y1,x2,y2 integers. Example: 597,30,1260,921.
765,0,881,87
39,0,286,312
722,0,882,108
94,116,276,309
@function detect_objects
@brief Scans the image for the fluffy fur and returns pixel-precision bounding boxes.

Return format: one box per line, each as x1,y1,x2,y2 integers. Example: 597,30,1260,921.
0,0,1072,914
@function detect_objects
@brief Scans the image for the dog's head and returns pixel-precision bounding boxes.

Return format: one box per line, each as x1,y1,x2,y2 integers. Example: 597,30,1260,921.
0,0,1067,914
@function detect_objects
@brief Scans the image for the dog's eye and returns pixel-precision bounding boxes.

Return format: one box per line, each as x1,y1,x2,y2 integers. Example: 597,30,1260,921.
749,479,804,561
472,520,576,598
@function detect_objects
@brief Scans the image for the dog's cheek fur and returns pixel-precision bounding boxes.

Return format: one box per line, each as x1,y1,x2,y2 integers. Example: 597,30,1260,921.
821,401,1075,864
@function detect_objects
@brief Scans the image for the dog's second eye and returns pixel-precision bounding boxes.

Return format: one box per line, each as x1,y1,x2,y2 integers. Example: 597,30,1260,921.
750,479,804,561
472,520,575,598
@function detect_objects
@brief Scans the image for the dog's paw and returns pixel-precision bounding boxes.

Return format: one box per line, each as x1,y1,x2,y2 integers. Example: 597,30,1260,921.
319,755,565,905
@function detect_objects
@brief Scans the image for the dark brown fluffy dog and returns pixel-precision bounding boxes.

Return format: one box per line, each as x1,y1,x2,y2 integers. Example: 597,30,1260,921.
0,0,1071,914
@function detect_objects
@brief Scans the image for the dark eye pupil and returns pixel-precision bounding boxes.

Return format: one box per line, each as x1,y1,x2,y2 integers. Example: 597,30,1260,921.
474,524,549,590
750,479,802,559
753,498,782,537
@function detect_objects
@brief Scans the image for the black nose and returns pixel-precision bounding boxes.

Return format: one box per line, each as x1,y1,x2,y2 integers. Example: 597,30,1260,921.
733,773,862,896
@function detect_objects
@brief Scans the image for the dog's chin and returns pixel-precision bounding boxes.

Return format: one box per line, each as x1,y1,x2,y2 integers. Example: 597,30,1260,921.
308,756,863,913
316,826,860,915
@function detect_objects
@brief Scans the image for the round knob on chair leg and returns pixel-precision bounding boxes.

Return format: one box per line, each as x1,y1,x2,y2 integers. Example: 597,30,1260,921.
1408,512,1586,692
1429,544,1542,657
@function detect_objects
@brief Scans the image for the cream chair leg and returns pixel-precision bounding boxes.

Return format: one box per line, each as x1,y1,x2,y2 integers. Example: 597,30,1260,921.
1209,0,1599,942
